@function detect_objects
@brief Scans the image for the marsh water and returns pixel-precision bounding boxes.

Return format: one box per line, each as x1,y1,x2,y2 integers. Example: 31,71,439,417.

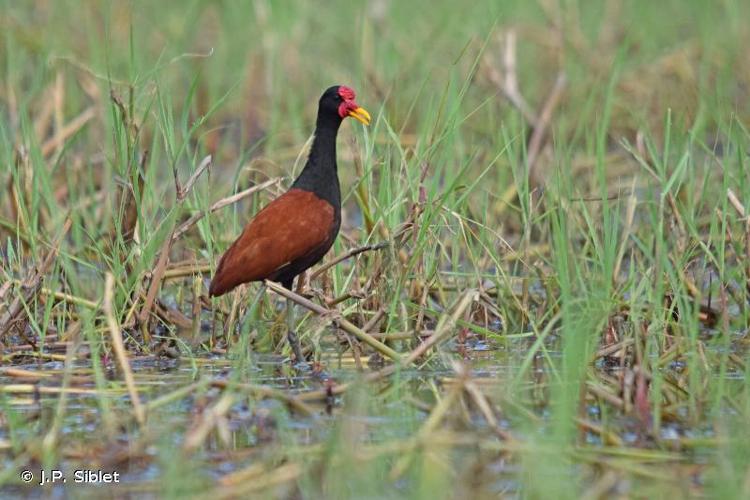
1,331,739,498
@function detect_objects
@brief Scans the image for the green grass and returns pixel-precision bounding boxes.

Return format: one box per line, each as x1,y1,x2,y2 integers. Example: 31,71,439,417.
2,0,750,497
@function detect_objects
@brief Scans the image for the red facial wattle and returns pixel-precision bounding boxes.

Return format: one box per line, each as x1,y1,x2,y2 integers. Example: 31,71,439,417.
337,100,356,118
337,86,371,125
338,86,356,101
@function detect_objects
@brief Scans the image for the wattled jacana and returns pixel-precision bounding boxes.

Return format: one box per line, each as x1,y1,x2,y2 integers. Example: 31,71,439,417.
209,85,371,362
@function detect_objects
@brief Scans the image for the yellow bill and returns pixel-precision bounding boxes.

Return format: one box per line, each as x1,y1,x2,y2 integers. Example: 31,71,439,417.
348,106,371,126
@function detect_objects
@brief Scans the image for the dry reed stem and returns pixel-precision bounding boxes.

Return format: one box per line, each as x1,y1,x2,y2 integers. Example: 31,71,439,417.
214,462,302,497
0,384,123,396
612,179,638,283
104,273,146,426
526,71,566,185
309,241,388,281
182,392,235,452
176,155,212,201
389,380,463,479
264,280,403,362
209,379,316,416
403,289,479,365
0,217,72,336
172,177,281,242
163,264,212,278
117,150,149,246
0,367,55,379
486,30,538,125
727,188,750,297
137,155,214,329
40,106,97,157
42,337,79,453
594,338,635,359
137,226,176,327
296,289,479,402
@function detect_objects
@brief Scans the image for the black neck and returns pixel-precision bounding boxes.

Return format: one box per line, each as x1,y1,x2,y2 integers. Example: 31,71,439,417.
291,114,342,208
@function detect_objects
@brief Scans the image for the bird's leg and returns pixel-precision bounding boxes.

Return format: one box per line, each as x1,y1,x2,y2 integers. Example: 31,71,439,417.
285,297,307,366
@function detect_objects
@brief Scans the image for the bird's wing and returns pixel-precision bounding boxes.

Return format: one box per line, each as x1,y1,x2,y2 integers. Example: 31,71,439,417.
209,189,334,296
